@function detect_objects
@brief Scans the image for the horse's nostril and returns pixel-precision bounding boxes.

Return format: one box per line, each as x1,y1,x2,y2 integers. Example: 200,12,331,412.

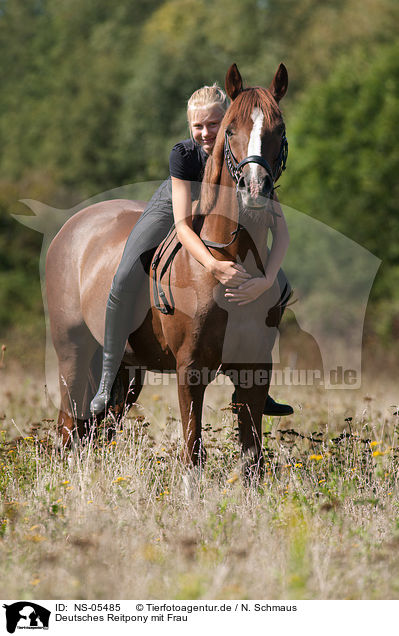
262,176,273,195
238,176,246,190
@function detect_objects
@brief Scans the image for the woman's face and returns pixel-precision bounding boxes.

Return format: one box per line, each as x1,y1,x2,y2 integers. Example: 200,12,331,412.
189,105,224,155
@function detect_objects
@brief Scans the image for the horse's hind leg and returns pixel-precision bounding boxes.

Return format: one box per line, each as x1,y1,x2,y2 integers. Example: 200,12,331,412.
112,365,145,414
101,365,145,441
56,324,99,445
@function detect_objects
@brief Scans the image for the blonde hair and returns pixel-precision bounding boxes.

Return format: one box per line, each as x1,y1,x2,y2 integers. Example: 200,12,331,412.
187,83,228,125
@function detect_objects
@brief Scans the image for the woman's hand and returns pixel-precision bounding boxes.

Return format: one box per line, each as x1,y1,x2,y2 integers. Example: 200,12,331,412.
209,260,252,287
224,275,274,305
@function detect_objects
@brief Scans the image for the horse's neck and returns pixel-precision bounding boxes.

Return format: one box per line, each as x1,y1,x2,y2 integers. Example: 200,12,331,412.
199,174,238,249
199,167,270,268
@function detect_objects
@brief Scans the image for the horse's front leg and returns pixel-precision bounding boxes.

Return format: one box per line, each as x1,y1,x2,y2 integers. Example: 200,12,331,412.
233,382,267,483
176,363,207,467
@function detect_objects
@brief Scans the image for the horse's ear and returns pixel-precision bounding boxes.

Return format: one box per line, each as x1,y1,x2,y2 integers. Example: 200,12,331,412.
269,63,288,102
225,63,243,101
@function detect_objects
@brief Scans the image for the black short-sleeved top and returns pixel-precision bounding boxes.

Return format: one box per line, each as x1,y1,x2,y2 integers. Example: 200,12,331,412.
169,139,208,199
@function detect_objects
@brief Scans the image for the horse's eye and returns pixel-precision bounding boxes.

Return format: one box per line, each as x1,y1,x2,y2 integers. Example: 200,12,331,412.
226,128,234,137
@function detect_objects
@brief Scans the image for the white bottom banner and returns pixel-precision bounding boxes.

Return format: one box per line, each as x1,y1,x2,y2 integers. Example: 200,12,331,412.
0,600,397,635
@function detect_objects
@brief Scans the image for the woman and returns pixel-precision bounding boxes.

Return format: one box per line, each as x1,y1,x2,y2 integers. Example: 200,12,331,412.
90,84,293,416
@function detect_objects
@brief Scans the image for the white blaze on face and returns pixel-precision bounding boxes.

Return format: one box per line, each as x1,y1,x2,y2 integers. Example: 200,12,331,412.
247,107,264,181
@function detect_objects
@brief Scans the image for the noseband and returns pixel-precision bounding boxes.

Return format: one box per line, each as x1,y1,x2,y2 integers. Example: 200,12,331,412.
224,127,288,198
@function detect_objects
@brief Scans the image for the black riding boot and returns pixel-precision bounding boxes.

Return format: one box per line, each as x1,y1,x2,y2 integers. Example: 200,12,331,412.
263,394,293,416
90,292,133,415
231,390,294,416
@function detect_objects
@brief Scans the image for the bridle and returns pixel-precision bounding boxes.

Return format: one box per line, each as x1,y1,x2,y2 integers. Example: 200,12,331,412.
224,126,288,198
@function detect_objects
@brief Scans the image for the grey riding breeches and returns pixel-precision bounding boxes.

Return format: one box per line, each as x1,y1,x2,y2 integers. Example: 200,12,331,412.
111,178,175,302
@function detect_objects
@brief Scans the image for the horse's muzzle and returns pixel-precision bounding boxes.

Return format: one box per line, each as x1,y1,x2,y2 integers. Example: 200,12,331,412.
238,168,274,208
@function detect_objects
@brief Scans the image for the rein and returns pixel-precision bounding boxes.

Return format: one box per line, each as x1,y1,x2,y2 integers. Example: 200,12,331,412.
224,127,288,197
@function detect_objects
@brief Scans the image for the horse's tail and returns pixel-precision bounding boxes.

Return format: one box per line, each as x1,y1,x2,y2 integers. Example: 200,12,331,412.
13,199,70,236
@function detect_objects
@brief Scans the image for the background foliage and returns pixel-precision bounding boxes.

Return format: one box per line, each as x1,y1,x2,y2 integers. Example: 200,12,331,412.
0,0,398,350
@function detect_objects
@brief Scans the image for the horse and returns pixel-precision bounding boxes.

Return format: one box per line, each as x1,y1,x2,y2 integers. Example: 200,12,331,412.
46,63,289,480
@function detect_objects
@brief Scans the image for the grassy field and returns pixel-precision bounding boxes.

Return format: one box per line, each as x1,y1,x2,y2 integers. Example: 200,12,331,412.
1,361,399,600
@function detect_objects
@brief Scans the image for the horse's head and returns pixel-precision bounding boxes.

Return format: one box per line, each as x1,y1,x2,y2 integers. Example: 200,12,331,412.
224,63,288,209
202,63,288,213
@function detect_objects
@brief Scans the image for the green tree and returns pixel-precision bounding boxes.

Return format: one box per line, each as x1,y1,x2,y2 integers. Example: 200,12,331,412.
282,41,399,333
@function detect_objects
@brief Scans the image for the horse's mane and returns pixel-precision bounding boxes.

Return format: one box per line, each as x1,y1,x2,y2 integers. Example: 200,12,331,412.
200,88,282,215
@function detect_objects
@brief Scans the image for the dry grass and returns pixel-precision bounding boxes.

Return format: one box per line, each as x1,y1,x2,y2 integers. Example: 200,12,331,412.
1,365,399,600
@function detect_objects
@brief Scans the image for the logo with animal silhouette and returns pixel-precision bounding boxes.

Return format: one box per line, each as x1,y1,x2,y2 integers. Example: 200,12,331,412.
3,602,50,633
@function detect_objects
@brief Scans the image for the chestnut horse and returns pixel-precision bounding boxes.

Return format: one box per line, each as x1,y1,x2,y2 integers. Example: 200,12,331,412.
46,63,289,478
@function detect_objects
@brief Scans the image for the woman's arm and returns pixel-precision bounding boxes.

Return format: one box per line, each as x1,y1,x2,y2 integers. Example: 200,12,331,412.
171,176,251,287
263,194,290,282
225,194,289,305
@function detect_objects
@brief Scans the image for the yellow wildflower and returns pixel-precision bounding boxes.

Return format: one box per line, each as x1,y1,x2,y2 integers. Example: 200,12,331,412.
309,454,323,461
370,441,381,448
25,534,46,543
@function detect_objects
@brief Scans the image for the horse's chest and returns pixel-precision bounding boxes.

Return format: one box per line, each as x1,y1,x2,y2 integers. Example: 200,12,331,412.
208,282,280,365
221,309,277,364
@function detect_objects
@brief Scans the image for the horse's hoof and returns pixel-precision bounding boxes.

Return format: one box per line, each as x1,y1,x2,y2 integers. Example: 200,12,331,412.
182,466,201,500
242,453,264,486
